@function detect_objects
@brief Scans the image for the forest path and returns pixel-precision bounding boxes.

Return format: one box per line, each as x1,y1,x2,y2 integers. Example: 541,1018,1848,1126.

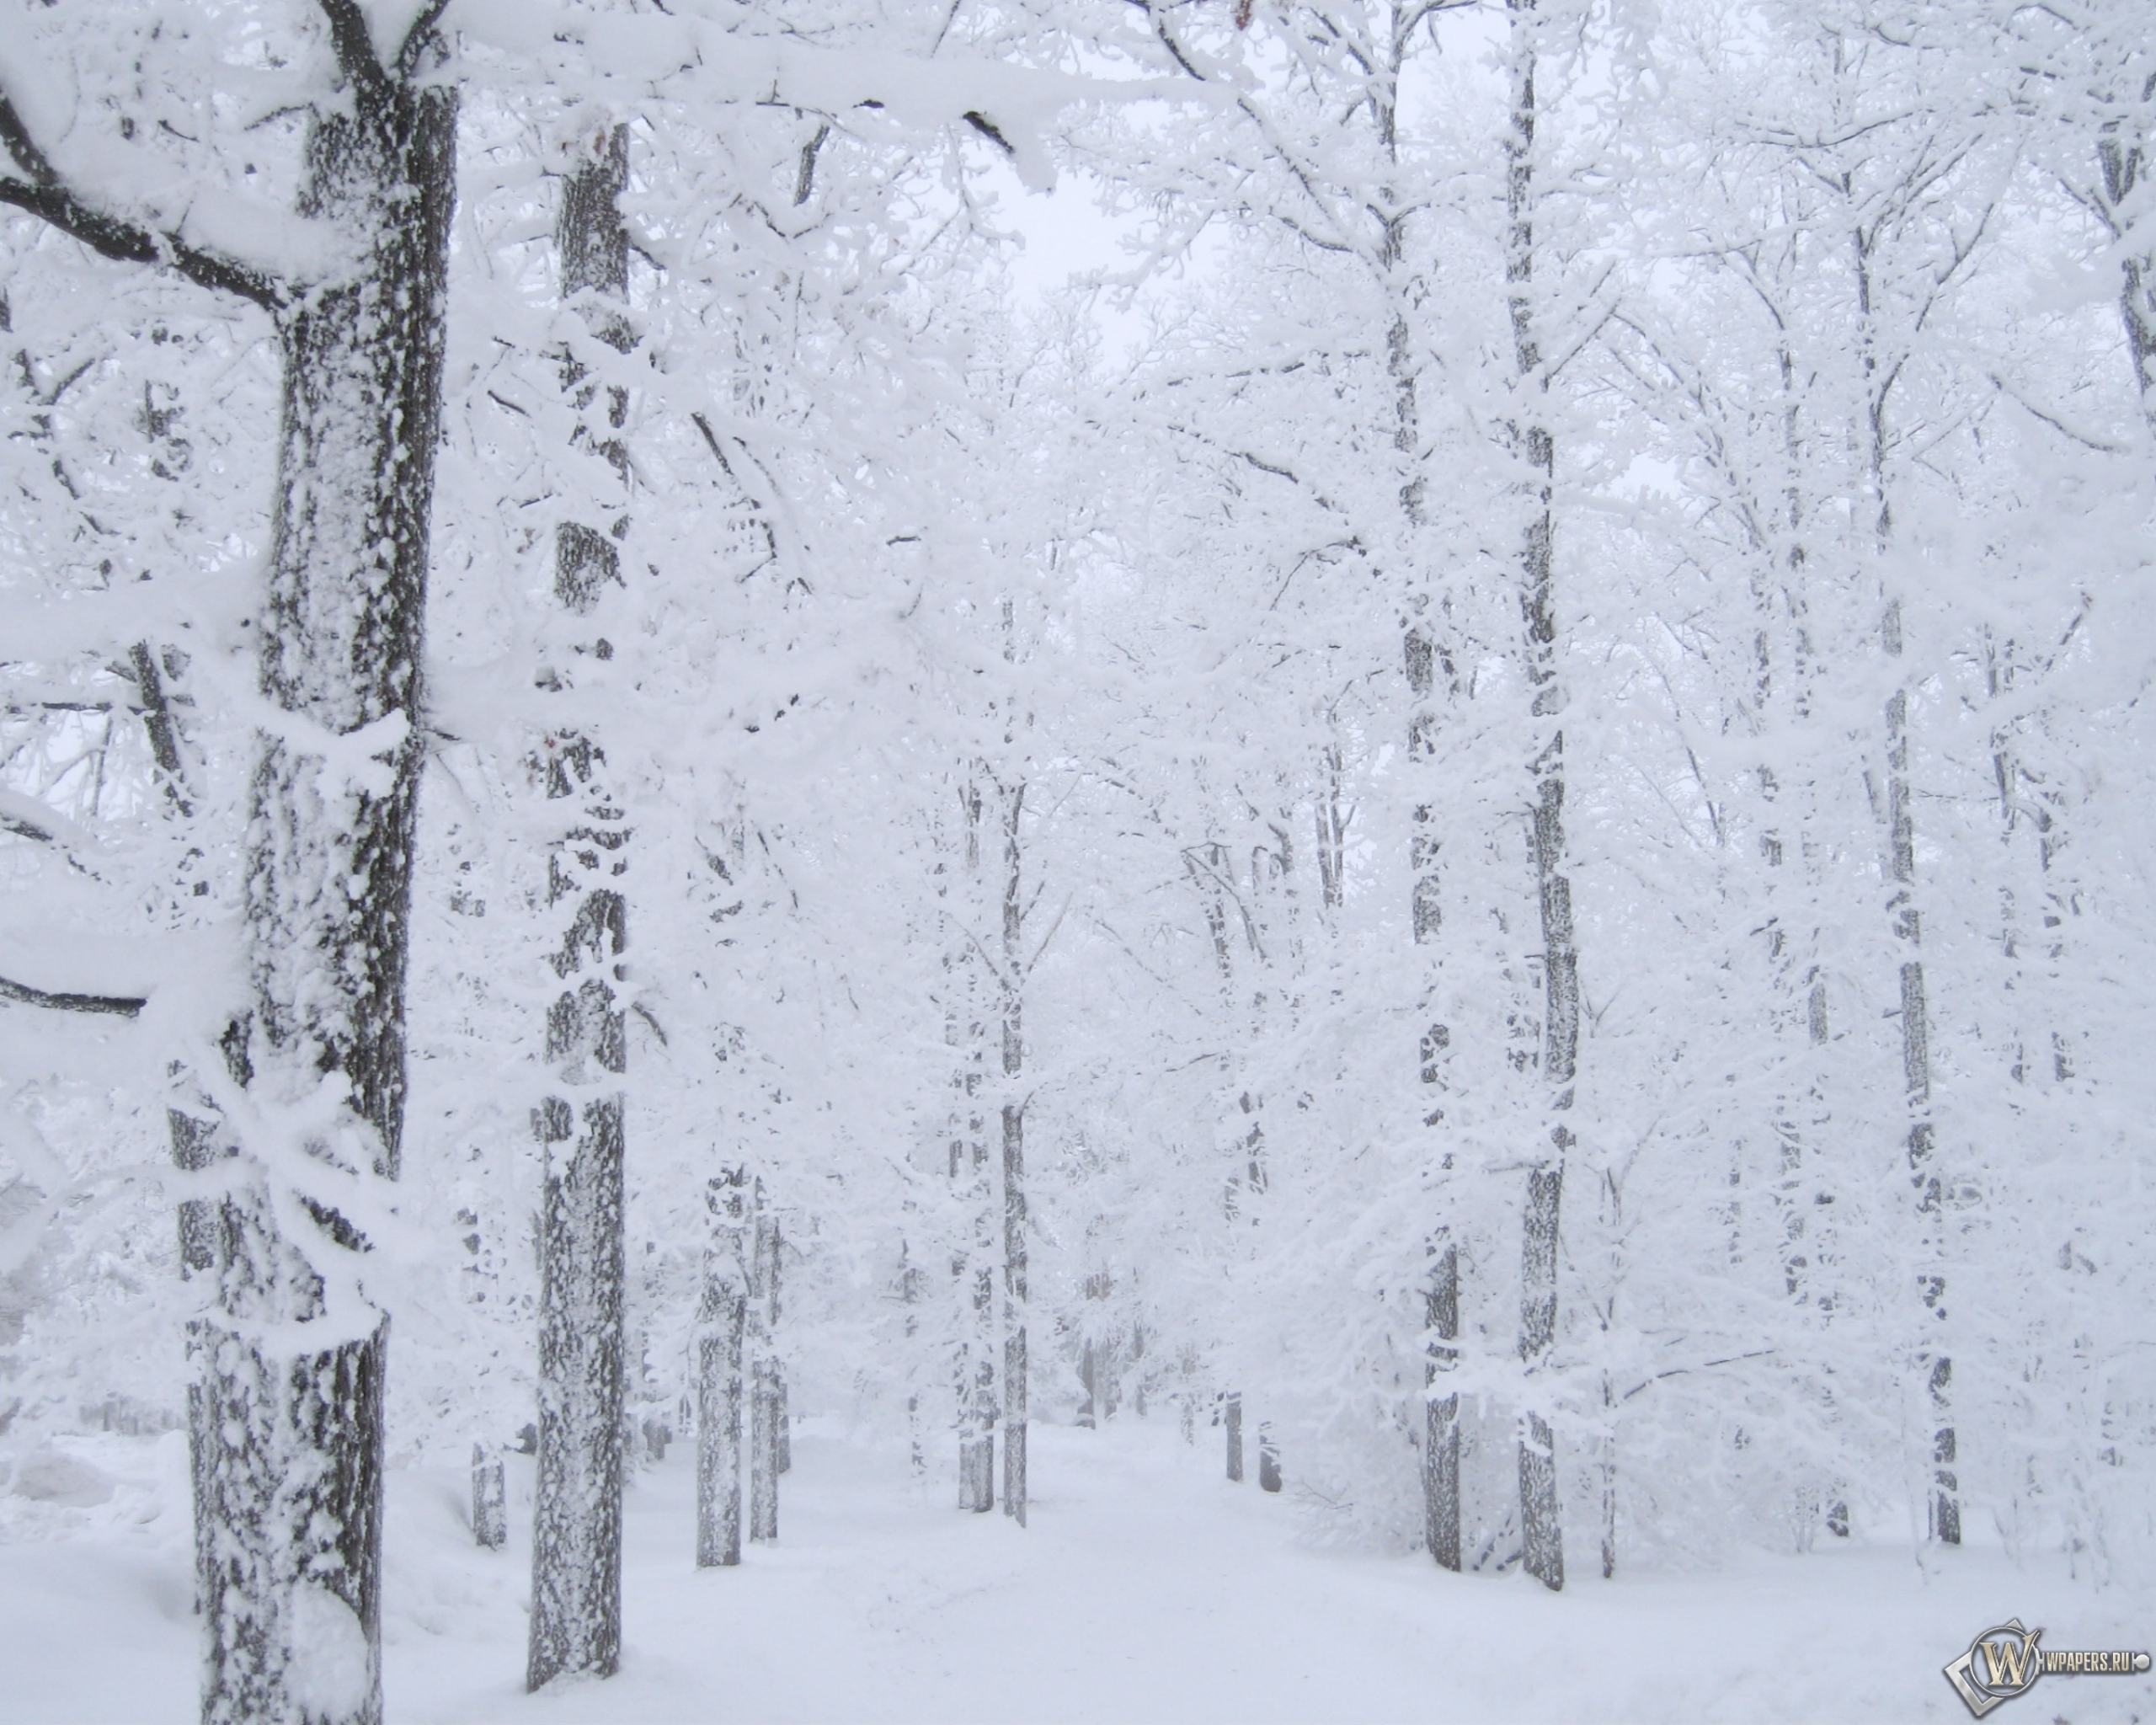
0,1417,2146,1722
387,1418,2143,1724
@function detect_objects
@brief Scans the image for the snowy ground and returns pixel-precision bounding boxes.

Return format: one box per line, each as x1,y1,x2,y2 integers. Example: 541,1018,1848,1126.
2,1418,2149,1723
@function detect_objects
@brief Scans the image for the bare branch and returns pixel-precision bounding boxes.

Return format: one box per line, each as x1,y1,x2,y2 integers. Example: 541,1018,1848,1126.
0,92,282,310
963,111,1015,160
315,0,392,94
1989,371,2130,454
128,643,195,816
793,121,831,206
392,0,452,81
0,973,145,1017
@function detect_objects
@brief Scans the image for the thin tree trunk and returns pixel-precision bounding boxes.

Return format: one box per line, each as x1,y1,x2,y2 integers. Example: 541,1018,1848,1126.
1424,1239,1461,1569
750,1195,782,1543
1258,1424,1282,1493
1884,603,1956,1544
1508,0,1570,1596
777,1379,792,1475
901,1242,926,1477
1000,778,1028,1528
529,126,632,1692
696,1171,747,1567
953,782,995,1513
472,1444,507,1551
1225,1393,1245,1482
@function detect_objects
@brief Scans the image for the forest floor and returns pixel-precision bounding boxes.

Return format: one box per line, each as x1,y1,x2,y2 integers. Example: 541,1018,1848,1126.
1,1416,2148,1724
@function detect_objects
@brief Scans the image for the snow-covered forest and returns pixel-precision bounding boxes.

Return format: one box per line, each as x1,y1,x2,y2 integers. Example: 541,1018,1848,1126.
1,1,2152,1720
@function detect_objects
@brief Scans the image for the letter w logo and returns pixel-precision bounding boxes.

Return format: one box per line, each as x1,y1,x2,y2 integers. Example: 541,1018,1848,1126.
1982,1632,2040,1690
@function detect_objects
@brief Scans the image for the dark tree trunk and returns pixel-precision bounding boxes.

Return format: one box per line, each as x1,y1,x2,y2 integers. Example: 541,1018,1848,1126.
696,1171,747,1567
528,126,632,1692
527,1090,625,1686
1508,0,1570,1596
188,41,456,1725
750,1199,782,1544
1424,1240,1461,1569
1518,1167,1564,1591
1257,1425,1282,1493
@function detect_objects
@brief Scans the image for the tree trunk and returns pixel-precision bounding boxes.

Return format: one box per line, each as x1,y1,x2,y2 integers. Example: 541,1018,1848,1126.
1508,0,1570,1596
1518,1167,1565,1590
2096,124,2156,428
1884,604,1957,1544
953,782,995,1513
1000,779,1028,1528
750,1197,782,1544
696,1171,747,1567
1225,1392,1244,1482
1257,1424,1282,1493
472,1444,507,1551
1424,1239,1461,1569
186,61,456,1725
528,126,632,1692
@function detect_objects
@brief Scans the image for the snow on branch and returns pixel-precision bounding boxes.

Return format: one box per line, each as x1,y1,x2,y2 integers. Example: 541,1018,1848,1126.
0,972,146,1018
0,89,285,312
0,787,94,855
318,0,453,88
446,2,1205,193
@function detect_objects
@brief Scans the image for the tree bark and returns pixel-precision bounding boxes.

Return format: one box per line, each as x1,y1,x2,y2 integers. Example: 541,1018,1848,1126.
528,125,632,1692
2096,119,2156,429
953,782,996,1513
1225,1392,1245,1482
750,1196,782,1544
1884,605,1956,1545
696,1171,747,1567
1508,0,1570,1596
472,1444,507,1551
1424,1239,1461,1569
1518,1167,1565,1591
182,35,456,1723
999,778,1028,1528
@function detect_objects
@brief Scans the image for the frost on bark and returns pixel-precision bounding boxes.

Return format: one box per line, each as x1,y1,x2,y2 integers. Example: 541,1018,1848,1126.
1508,0,1571,1595
528,124,632,1693
696,1170,747,1567
1225,1392,1244,1482
998,777,1028,1528
749,1193,782,1544
952,780,995,1513
1746,321,1846,1551
126,12,456,1720
1423,1239,1461,1569
2095,105,2156,428
472,1444,507,1551
1884,604,1957,1546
